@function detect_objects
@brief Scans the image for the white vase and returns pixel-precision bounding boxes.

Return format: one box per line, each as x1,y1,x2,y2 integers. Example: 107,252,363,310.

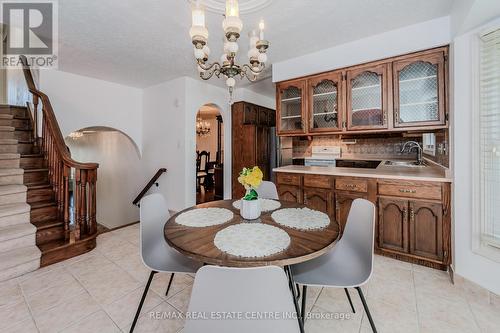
240,199,261,220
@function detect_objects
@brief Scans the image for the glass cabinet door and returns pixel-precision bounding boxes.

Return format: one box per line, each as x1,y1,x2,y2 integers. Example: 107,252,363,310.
394,53,446,127
347,65,388,130
308,72,343,133
277,80,306,134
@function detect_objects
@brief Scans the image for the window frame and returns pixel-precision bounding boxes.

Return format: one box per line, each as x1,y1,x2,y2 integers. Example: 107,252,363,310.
472,24,500,262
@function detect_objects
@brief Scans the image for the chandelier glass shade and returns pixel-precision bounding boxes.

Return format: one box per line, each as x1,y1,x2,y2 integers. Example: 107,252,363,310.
189,0,270,101
196,117,212,136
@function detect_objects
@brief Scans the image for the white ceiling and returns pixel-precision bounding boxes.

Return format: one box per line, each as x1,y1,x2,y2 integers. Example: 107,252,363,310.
56,0,453,92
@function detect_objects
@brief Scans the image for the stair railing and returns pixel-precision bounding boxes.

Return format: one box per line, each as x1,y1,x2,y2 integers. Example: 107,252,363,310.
19,55,99,242
133,168,167,206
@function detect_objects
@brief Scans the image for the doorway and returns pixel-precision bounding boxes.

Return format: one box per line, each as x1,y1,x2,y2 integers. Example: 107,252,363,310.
195,104,224,204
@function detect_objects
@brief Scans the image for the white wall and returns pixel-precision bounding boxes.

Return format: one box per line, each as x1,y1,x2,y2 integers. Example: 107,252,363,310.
452,16,500,296
65,131,142,229
272,16,451,82
141,77,187,211
39,70,143,151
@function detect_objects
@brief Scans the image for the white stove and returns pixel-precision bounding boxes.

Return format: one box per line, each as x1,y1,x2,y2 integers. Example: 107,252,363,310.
304,146,341,167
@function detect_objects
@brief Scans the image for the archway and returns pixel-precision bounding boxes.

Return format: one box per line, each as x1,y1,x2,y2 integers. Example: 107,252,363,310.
65,126,142,229
195,104,224,204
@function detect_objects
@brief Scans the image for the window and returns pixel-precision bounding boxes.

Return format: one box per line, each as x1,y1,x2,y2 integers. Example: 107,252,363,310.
475,27,500,255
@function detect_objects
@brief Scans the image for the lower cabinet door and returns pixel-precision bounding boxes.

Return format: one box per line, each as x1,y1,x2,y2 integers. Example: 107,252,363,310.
409,200,444,261
277,185,303,203
335,192,367,235
378,197,409,253
303,187,333,218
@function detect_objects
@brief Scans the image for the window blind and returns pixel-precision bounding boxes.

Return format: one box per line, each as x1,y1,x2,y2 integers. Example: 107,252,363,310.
479,28,500,248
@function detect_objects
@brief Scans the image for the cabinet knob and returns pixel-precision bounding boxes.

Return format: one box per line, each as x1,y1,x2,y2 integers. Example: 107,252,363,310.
399,189,417,194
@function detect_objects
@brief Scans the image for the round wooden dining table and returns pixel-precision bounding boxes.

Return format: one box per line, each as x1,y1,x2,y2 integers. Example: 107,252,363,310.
163,199,340,268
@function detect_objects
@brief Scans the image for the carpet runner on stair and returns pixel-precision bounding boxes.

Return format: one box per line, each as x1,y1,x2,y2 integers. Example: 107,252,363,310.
0,106,40,282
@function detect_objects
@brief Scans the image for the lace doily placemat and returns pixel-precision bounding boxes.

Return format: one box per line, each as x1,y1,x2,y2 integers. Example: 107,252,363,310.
271,208,330,231
175,208,233,227
214,223,291,258
232,199,281,212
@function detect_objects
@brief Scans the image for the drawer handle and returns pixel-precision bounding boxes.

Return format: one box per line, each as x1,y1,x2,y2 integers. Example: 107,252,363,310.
345,184,357,189
399,189,416,194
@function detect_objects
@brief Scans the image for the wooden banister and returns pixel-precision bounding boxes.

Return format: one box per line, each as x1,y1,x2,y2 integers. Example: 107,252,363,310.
133,168,167,206
19,55,99,242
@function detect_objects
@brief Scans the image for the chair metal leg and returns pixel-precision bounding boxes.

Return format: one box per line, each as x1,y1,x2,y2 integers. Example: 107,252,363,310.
130,271,156,333
356,287,377,333
301,285,307,321
165,273,175,297
344,288,356,313
284,266,305,333
296,283,301,300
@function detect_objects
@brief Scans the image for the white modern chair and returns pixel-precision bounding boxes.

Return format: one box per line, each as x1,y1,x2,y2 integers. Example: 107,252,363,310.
130,193,202,333
184,266,301,333
291,198,377,333
256,180,279,200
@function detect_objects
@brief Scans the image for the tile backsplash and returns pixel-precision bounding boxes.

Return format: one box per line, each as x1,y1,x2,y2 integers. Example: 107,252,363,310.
292,132,449,168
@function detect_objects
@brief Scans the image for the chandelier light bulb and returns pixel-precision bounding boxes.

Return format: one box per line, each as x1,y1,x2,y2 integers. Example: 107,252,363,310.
227,41,239,54
190,1,208,41
258,52,267,63
225,0,240,17
202,45,210,57
226,77,236,87
248,48,259,59
194,48,205,59
259,19,265,40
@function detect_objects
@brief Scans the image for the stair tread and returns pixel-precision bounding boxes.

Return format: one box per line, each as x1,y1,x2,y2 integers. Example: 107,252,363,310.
0,246,41,270
32,219,64,230
0,126,14,132
27,183,51,190
0,139,18,145
0,184,27,195
0,203,30,218
23,168,48,172
0,223,36,242
0,153,20,160
37,239,68,253
30,201,57,209
0,114,14,119
14,128,32,132
21,154,43,158
0,168,24,176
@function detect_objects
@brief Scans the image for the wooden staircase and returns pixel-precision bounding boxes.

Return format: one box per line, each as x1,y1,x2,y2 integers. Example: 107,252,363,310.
1,56,100,273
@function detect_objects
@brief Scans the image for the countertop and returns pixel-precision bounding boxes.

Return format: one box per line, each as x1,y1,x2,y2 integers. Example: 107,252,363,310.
273,160,452,182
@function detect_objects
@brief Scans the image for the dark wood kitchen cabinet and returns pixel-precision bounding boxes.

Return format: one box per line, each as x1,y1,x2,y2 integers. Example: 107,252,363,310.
232,101,275,199
378,197,409,253
346,63,389,131
276,79,307,135
275,46,449,136
308,71,344,133
409,200,444,261
304,187,333,217
274,171,451,271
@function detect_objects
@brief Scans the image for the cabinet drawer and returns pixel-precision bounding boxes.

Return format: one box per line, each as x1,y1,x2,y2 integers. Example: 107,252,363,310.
276,173,302,186
304,174,332,189
378,181,441,200
335,178,368,193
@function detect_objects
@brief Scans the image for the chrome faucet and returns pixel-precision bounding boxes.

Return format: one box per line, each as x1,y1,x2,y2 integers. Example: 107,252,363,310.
401,141,424,165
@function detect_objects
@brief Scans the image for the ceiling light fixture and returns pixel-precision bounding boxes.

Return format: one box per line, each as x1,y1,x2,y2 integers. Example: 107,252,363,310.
189,0,270,102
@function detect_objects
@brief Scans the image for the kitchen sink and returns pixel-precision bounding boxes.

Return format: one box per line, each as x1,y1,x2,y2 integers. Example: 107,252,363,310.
384,160,427,167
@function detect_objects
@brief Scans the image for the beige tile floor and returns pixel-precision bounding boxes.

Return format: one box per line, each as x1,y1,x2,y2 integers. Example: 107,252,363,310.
1,223,499,333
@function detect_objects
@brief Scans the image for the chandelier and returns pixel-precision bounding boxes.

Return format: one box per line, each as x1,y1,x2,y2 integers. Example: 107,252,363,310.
189,0,270,101
196,117,212,136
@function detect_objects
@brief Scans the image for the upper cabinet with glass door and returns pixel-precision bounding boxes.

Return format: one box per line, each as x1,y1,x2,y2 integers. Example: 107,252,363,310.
308,72,343,133
277,80,307,135
393,52,446,128
346,64,388,131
